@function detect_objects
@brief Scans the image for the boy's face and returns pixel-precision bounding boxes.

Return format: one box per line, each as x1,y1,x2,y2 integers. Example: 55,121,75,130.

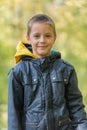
27,22,56,58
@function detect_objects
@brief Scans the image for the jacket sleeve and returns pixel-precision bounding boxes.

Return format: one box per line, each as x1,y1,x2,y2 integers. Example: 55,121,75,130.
8,69,24,130
65,68,87,130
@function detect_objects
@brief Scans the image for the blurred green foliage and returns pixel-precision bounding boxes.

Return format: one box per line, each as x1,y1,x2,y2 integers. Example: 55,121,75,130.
0,0,87,129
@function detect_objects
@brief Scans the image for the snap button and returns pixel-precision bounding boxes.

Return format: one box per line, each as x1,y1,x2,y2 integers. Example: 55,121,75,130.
44,114,47,119
33,79,37,83
53,77,56,80
33,79,37,81
64,79,67,82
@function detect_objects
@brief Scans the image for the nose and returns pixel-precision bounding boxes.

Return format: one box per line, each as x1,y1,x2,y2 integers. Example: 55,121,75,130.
39,36,45,43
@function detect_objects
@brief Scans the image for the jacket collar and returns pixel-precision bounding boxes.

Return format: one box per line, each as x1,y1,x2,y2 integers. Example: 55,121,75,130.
15,41,61,65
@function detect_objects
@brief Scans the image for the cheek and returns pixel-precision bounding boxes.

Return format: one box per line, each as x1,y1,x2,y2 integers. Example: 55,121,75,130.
48,40,55,46
49,37,55,43
30,39,36,46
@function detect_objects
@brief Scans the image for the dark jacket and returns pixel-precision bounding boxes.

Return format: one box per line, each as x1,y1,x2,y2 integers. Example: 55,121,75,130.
8,42,87,130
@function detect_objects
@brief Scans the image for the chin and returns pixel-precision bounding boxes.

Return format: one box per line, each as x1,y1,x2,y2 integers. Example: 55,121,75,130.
39,53,50,58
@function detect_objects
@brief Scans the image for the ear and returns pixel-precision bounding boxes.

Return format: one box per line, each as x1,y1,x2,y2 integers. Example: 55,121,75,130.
54,36,56,41
26,35,30,41
53,35,56,43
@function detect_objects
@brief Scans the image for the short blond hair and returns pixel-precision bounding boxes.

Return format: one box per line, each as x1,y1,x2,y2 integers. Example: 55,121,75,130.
27,14,56,36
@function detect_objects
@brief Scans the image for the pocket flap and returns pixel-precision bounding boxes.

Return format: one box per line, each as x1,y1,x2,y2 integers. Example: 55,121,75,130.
51,73,63,82
24,76,38,85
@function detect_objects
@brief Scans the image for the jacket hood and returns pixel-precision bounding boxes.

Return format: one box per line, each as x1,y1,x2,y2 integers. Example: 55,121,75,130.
15,41,61,64
15,42,37,63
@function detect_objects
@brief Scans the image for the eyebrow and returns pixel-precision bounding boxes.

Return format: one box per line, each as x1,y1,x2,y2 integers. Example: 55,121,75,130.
32,32,53,35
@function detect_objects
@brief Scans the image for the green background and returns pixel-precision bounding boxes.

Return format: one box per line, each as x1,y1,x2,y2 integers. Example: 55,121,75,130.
0,0,87,129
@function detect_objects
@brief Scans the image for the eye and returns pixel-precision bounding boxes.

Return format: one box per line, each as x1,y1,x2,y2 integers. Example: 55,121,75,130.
45,34,52,38
34,35,39,38
34,35,40,38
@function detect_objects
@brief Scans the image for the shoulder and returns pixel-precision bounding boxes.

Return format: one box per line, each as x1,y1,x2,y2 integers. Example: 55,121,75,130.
58,58,73,67
61,59,77,78
9,61,26,77
56,58,76,74
61,59,74,69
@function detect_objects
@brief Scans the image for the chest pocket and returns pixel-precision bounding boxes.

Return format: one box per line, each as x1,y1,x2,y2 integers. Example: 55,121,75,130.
23,76,39,107
50,72,68,103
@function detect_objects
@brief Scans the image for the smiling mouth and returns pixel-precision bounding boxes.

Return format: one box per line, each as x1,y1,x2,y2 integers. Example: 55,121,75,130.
38,46,47,48
38,46,47,50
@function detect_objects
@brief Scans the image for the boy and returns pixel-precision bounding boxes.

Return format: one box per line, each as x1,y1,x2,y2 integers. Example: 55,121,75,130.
8,14,87,130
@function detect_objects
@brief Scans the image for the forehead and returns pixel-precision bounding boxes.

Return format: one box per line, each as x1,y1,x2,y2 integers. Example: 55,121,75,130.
30,22,54,33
